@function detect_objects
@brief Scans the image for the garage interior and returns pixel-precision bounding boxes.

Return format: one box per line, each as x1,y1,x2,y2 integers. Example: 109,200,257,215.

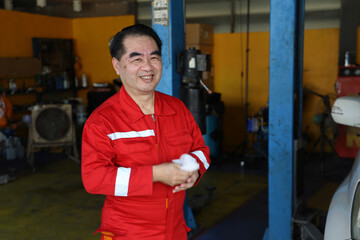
0,0,360,239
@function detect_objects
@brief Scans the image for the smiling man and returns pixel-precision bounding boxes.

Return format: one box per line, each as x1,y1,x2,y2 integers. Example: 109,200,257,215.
81,24,210,240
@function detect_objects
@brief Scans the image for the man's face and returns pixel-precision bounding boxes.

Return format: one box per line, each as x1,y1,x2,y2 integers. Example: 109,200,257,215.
112,35,162,97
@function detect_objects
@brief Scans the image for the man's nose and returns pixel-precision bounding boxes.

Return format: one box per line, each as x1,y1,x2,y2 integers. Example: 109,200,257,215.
141,58,154,70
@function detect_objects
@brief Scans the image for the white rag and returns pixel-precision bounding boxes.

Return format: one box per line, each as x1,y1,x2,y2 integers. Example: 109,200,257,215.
172,153,199,172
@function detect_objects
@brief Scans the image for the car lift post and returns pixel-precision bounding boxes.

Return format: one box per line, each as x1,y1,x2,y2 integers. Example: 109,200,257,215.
151,0,197,230
264,0,305,239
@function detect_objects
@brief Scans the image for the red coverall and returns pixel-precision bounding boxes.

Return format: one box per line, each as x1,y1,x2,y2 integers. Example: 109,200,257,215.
81,87,210,240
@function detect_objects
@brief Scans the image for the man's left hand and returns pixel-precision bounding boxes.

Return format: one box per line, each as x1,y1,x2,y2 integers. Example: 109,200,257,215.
172,170,199,193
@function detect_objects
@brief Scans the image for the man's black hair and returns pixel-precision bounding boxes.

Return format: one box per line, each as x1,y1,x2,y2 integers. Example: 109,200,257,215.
110,24,162,60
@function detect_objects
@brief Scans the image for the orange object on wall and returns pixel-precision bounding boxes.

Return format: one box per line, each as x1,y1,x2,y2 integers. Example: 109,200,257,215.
0,93,12,128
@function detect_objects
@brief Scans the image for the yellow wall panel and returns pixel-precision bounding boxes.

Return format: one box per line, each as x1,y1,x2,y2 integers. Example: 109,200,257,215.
0,9,72,57
0,9,346,152
213,32,270,150
0,9,73,113
302,28,339,150
0,10,134,104
72,15,135,86
213,29,339,151
357,26,360,65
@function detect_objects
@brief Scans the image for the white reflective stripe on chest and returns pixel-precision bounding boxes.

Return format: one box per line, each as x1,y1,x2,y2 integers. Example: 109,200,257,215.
191,150,209,169
107,129,155,140
115,167,131,196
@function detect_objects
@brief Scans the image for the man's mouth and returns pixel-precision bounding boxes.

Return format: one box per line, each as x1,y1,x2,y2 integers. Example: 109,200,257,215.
140,74,153,81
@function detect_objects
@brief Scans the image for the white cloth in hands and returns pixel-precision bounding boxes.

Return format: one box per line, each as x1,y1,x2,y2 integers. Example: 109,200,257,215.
172,153,199,172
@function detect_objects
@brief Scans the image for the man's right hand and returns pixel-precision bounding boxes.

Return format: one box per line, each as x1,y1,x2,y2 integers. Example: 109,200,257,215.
153,162,194,187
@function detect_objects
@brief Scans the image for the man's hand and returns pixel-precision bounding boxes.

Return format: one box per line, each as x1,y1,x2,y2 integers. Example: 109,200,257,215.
172,170,199,193
153,162,194,187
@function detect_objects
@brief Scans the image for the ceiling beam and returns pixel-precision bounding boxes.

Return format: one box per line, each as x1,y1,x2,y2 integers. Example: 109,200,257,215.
5,0,137,18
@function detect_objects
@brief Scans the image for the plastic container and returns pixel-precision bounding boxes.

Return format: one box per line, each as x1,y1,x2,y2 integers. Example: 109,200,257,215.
82,73,87,88
345,51,350,67
76,104,87,125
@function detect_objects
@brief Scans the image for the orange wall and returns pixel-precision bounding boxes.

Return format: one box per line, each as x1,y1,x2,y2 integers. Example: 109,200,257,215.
0,10,134,103
0,9,348,152
213,32,270,151
0,9,73,57
358,26,360,64
72,15,135,102
0,10,74,111
213,29,340,151
302,29,339,150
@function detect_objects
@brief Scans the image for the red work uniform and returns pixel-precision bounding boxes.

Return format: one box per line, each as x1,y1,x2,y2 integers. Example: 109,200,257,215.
81,87,210,240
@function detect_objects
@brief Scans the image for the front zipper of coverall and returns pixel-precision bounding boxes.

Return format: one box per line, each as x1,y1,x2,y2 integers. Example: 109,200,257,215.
151,114,158,153
152,113,168,198
152,113,171,239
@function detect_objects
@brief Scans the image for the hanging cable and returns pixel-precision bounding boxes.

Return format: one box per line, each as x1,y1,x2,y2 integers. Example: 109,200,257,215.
230,0,235,33
229,0,251,159
242,0,251,155
239,0,245,120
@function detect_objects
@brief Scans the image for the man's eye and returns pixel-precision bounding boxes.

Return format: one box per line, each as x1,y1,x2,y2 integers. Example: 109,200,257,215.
132,58,141,62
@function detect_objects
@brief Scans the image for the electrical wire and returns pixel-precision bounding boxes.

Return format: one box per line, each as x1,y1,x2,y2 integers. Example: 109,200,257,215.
242,0,251,154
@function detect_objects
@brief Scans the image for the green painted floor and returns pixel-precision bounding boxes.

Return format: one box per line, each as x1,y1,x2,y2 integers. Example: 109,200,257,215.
0,159,104,240
188,170,267,229
0,152,348,240
0,157,267,240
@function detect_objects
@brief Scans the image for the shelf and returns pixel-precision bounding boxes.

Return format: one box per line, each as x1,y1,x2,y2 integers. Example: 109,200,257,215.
0,58,41,78
5,87,88,96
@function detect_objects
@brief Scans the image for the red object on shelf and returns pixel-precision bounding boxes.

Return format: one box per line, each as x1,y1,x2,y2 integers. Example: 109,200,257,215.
336,66,360,97
334,66,360,158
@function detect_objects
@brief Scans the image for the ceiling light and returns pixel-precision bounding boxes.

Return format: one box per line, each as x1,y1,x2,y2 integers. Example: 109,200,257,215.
4,0,13,10
36,0,46,8
73,0,82,12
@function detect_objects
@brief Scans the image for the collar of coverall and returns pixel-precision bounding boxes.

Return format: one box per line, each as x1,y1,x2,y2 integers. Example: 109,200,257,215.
119,86,176,123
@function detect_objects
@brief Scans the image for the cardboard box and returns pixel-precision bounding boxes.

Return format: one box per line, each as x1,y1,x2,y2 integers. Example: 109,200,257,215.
0,58,41,77
186,44,213,56
186,24,214,45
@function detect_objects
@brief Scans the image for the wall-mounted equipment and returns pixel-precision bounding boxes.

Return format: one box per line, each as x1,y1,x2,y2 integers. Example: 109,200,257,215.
177,47,211,134
32,38,75,91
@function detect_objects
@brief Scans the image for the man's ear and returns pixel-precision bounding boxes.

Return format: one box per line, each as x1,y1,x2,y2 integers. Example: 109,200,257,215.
112,57,120,75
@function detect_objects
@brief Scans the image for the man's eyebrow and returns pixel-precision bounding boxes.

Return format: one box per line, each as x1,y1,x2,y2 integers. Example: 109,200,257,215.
129,52,142,58
151,50,161,56
128,50,160,58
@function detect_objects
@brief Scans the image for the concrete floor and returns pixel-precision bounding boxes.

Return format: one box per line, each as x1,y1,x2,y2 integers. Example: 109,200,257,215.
193,151,352,240
0,150,352,240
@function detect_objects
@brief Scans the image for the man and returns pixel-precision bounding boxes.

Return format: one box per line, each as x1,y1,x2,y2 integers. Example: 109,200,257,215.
81,24,210,240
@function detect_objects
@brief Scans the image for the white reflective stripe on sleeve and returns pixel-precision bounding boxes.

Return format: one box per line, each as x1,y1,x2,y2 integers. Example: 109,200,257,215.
107,129,155,140
114,167,131,197
191,150,209,169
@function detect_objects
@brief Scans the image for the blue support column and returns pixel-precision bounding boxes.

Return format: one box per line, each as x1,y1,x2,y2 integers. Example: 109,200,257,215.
151,0,185,98
151,0,197,230
266,0,304,239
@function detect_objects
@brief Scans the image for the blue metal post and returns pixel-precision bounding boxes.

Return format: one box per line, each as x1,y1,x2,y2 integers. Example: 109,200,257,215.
151,0,197,229
152,0,185,98
267,0,304,239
